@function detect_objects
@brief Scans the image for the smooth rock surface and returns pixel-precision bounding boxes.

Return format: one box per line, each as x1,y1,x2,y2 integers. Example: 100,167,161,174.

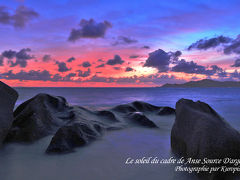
46,121,103,153
127,112,158,128
171,98,240,159
0,81,18,147
5,93,72,142
4,92,174,153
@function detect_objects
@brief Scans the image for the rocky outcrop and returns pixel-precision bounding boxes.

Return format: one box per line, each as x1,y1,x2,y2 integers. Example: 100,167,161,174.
3,91,174,153
127,112,157,128
0,81,18,147
46,121,103,153
5,93,72,142
158,107,175,115
111,101,163,113
171,98,240,159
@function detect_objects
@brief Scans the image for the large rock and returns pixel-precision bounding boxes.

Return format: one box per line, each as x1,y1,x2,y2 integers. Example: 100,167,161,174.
127,112,158,128
0,81,18,147
112,101,174,114
171,98,240,159
46,121,103,154
5,93,72,142
4,92,174,153
158,107,175,115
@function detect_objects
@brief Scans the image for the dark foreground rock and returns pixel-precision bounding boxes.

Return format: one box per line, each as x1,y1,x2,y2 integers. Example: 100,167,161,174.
111,101,165,113
3,91,174,153
46,122,103,153
127,112,157,128
5,93,72,142
0,81,18,147
158,107,175,115
171,98,240,159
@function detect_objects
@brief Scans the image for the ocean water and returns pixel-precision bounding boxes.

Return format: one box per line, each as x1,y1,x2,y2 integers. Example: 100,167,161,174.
15,87,240,128
0,87,240,180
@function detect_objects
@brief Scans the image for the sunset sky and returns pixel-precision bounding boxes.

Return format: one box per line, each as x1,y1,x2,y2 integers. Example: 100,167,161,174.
1,0,240,87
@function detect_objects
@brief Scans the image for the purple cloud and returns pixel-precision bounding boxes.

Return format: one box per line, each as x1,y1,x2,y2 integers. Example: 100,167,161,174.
2,48,34,67
68,19,112,41
143,49,171,72
113,36,138,45
231,59,240,67
96,63,105,68
106,55,124,65
0,5,38,28
82,61,91,67
188,36,232,50
125,67,134,72
77,68,91,77
67,57,76,63
56,61,71,72
42,54,52,62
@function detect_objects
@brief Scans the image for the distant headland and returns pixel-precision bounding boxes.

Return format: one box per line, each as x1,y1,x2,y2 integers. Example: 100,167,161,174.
161,79,240,88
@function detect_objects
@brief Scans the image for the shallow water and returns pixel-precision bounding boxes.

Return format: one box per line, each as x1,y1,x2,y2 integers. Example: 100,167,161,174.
1,87,240,180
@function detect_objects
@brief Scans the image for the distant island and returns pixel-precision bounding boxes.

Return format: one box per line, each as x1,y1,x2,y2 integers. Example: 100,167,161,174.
161,79,240,88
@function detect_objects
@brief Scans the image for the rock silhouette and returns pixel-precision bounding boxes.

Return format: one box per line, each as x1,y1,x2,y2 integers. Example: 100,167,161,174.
0,81,18,147
127,112,157,128
2,93,174,153
46,122,103,153
5,93,72,142
171,98,240,159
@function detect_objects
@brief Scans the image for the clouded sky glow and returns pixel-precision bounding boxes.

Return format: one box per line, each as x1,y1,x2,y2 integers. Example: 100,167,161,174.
0,0,240,87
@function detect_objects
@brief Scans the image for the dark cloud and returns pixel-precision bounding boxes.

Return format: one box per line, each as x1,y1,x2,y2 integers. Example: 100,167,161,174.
143,49,171,72
42,54,51,62
82,61,91,67
211,65,227,77
129,55,139,59
64,73,76,80
2,48,34,67
188,36,232,50
51,73,76,82
172,59,225,76
224,36,240,55
56,61,71,72
113,36,138,45
187,35,240,56
96,63,105,68
0,5,38,28
0,6,11,25
68,19,112,42
0,56,3,66
217,70,228,77
231,59,240,67
114,67,121,70
67,57,75,62
172,59,205,74
142,46,150,49
97,59,104,62
13,6,39,28
0,70,52,81
125,67,134,72
77,68,91,77
0,70,77,82
85,75,114,83
168,50,182,64
2,50,16,59
0,68,184,85
106,55,124,65
230,70,240,79
85,74,184,85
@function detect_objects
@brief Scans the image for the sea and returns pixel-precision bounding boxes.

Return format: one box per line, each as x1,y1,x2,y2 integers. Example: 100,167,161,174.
0,87,240,180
